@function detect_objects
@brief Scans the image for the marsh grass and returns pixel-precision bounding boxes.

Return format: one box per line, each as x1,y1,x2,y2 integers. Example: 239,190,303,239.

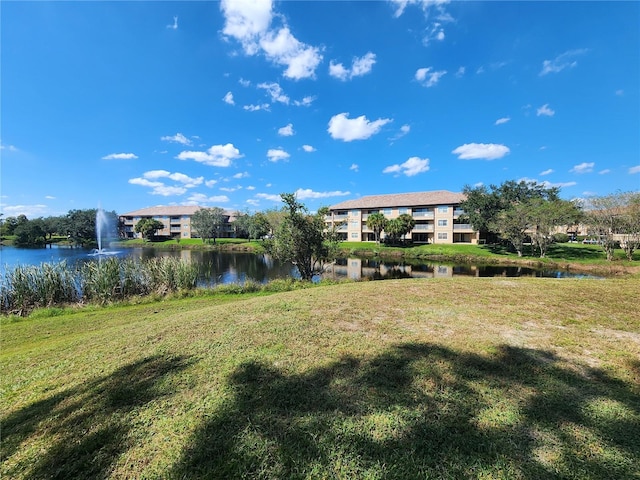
1,257,199,314
1,278,638,479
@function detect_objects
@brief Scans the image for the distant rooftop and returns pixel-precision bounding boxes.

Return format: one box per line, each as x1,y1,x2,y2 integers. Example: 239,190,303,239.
329,190,466,210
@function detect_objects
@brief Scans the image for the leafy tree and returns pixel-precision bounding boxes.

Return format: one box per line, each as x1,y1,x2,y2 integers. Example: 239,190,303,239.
14,218,46,247
247,212,272,240
461,180,561,255
586,191,640,261
64,209,97,246
528,199,583,258
135,218,165,241
191,207,227,244
384,214,416,245
267,193,340,281
231,211,251,238
1,216,20,236
366,212,387,244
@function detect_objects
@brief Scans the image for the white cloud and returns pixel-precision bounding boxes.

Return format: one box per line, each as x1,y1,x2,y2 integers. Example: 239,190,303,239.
452,143,510,160
383,156,430,176
415,67,446,87
350,164,359,172
294,96,315,107
129,170,204,196
233,172,250,179
294,188,351,200
599,169,611,175
0,143,18,152
278,123,294,136
327,112,392,142
223,91,235,105
160,133,192,145
540,169,554,176
455,66,465,77
390,1,453,45
495,117,510,125
518,177,577,189
329,52,376,81
257,82,289,104
167,16,178,30
220,0,322,79
102,152,138,160
185,193,230,204
537,104,555,117
220,186,239,192
205,179,218,187
570,162,595,174
129,177,187,197
246,186,256,190
243,103,270,112
45,195,56,200
239,78,251,87
540,48,588,76
177,143,242,167
255,193,282,202
302,145,316,152
629,165,640,174
1,204,48,217
267,148,290,162
390,124,411,141
143,170,203,187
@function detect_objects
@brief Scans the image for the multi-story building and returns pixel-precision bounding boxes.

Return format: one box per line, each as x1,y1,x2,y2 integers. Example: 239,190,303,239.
327,190,478,244
120,206,237,240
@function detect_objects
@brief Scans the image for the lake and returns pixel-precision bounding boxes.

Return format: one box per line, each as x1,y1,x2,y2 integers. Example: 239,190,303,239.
0,245,600,283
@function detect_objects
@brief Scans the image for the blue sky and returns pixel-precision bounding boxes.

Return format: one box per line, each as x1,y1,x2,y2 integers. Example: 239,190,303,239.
2,0,639,218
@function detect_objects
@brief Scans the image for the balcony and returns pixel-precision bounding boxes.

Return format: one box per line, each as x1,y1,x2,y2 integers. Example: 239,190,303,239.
413,212,434,219
453,224,473,231
412,224,434,232
453,209,465,217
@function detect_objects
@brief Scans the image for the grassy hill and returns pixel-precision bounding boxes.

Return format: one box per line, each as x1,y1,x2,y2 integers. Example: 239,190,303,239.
2,278,639,479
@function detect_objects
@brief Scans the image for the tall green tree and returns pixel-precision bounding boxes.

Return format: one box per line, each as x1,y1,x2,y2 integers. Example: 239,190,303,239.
247,212,272,240
267,193,340,281
14,218,46,247
135,218,165,241
366,212,387,244
191,207,227,244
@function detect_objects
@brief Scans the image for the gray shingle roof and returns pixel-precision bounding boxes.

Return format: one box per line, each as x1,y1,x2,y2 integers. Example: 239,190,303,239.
329,190,466,210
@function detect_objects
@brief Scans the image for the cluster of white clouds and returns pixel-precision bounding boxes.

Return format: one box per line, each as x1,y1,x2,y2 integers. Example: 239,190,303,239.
383,157,430,177
329,52,376,81
415,67,447,87
129,170,204,197
540,49,588,76
177,143,243,167
220,0,321,80
452,143,510,161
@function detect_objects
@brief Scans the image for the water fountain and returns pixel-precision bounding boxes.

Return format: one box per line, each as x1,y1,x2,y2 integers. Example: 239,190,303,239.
89,207,119,256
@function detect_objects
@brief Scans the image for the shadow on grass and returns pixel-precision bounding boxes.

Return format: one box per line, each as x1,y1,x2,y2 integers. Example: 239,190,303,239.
1,355,192,479
171,344,639,479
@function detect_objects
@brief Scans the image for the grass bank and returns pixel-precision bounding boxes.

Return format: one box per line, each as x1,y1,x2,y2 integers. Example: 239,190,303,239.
2,278,639,479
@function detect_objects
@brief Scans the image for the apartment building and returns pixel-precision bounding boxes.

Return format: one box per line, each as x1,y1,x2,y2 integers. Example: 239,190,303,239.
120,206,237,240
327,190,478,244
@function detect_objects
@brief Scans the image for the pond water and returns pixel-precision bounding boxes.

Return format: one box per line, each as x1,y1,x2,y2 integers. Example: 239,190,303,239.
0,245,600,284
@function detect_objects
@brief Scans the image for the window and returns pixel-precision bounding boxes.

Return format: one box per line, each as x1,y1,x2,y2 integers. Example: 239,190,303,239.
438,232,448,240
350,210,360,216
351,232,359,239
438,219,448,227
438,206,448,213
350,221,359,228
399,207,409,214
383,208,392,215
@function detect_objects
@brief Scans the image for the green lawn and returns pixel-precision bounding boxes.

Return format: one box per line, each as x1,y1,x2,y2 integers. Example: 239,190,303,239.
2,278,639,479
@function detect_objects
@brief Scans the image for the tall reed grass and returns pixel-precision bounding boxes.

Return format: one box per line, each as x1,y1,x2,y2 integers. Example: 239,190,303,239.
1,257,199,315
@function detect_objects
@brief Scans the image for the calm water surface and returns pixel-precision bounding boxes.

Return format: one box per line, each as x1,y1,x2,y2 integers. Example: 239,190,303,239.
0,245,600,283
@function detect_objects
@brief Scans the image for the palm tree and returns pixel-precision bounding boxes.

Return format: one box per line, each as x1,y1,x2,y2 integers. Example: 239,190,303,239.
366,212,388,244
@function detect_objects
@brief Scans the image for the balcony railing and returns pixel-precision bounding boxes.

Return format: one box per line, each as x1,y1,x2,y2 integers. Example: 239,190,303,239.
412,224,434,231
453,224,472,230
453,209,465,216
413,212,434,219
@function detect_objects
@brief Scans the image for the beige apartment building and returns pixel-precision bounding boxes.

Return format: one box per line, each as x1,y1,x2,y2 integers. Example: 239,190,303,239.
327,190,478,244
120,206,237,240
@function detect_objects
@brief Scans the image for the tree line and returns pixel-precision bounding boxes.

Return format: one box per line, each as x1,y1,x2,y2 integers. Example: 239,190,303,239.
0,209,119,248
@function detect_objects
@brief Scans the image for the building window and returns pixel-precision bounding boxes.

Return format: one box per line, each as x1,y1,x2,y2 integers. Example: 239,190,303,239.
351,232,359,239
383,208,392,215
438,206,449,213
438,232,448,240
438,219,448,227
399,207,409,214
350,221,359,228
350,210,360,216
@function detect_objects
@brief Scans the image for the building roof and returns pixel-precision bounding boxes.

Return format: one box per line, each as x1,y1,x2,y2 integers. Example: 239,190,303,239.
121,206,236,218
329,190,466,210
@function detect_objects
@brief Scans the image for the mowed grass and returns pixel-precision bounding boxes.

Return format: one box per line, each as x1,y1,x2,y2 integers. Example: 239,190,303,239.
2,278,639,479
